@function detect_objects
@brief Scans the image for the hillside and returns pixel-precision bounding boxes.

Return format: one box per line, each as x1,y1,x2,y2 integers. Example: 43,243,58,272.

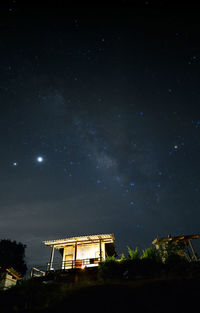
1,270,200,313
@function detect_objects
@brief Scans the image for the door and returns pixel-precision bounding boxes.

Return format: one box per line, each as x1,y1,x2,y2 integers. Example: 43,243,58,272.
64,254,73,269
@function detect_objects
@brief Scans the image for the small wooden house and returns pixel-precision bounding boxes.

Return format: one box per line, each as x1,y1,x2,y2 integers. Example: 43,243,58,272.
44,234,115,270
0,267,22,290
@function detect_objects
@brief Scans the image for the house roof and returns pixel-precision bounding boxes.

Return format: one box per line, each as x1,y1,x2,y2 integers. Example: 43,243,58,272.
152,234,200,245
43,233,115,247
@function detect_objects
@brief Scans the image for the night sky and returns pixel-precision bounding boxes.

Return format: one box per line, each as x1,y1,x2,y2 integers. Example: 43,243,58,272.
1,1,200,269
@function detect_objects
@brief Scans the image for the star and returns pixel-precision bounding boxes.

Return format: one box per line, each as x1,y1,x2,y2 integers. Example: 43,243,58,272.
12,162,18,166
36,156,44,163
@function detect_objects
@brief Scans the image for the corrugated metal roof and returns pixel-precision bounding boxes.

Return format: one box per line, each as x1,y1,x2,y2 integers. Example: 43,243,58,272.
43,233,115,246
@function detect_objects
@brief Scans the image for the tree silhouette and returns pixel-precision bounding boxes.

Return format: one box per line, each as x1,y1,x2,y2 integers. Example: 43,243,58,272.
0,239,27,276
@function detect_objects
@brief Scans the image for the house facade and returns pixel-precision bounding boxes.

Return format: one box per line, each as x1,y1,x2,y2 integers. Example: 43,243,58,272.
43,234,115,270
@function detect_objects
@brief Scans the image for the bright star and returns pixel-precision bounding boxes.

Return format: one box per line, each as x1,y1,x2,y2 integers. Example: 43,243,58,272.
37,156,43,163
13,162,18,166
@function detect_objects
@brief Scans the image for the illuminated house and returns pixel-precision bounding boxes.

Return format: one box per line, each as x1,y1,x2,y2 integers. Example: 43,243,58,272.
44,234,115,271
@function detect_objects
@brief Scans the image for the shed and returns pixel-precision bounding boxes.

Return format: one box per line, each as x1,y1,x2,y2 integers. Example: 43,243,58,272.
0,267,22,290
44,233,115,270
152,234,200,261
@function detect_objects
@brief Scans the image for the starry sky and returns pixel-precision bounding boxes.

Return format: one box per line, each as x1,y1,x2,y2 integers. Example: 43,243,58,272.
1,1,200,269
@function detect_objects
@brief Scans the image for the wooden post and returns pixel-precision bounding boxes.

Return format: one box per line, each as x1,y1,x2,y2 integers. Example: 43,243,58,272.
74,242,77,269
99,239,102,261
62,249,65,269
49,246,55,270
186,244,192,261
188,240,198,261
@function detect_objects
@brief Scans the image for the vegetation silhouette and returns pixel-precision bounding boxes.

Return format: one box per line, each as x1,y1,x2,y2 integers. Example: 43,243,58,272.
0,239,27,276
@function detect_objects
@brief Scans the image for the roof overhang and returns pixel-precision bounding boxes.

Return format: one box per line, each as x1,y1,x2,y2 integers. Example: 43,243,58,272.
43,233,115,249
152,234,200,245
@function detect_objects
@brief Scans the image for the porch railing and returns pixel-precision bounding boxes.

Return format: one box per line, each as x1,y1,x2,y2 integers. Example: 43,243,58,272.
47,257,102,271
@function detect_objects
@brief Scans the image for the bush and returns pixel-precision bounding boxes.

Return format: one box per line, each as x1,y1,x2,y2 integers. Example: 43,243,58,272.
164,252,189,275
141,247,162,263
127,247,140,260
99,244,191,281
98,256,120,281
120,253,126,261
104,255,116,262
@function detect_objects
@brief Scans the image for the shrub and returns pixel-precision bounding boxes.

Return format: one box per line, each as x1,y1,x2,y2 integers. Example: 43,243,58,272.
127,247,140,260
104,255,116,262
164,252,189,274
141,246,162,263
120,253,126,261
98,256,120,280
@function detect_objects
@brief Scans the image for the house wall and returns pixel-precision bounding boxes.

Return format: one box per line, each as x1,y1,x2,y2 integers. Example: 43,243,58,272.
76,242,105,260
62,242,106,268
